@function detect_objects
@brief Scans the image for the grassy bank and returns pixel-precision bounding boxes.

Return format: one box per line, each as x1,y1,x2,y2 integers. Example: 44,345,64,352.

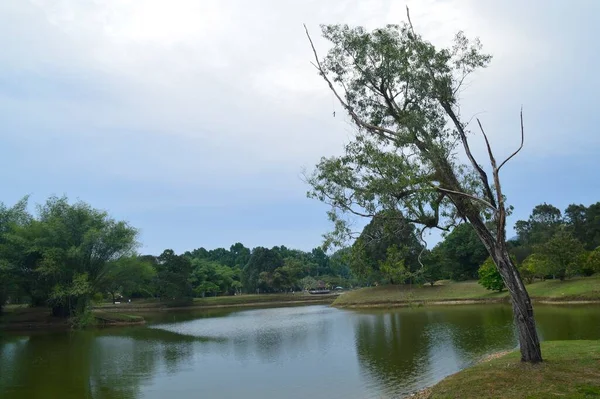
1,293,336,330
0,306,145,330
421,340,600,399
95,292,338,312
333,275,600,308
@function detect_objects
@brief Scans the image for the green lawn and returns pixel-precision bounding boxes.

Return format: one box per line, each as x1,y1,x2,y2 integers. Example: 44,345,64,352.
427,340,600,399
93,311,144,324
333,275,600,307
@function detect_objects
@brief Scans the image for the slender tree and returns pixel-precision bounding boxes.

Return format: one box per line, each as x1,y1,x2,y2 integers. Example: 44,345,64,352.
305,9,542,362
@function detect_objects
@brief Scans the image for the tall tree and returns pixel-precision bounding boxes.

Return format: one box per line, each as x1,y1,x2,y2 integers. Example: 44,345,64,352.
350,210,423,283
242,247,283,293
536,230,586,280
432,223,488,281
154,249,193,301
0,197,32,313
305,13,542,361
515,203,563,246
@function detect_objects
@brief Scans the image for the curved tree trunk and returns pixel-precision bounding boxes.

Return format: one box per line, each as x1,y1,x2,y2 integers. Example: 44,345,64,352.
493,248,543,362
468,216,543,363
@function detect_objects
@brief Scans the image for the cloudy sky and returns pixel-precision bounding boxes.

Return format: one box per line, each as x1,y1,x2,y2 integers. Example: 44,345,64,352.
1,0,599,255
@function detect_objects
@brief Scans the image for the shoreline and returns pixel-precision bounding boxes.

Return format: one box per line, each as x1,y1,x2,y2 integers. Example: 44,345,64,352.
0,296,337,332
407,349,513,398
334,297,600,309
95,297,336,313
406,340,600,398
2,295,598,332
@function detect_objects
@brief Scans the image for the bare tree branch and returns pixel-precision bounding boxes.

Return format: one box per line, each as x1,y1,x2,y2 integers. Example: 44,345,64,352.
442,104,498,208
498,107,525,172
435,186,497,210
406,6,416,37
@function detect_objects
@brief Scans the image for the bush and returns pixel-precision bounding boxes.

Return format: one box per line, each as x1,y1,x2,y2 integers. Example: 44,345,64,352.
478,258,505,292
586,247,600,275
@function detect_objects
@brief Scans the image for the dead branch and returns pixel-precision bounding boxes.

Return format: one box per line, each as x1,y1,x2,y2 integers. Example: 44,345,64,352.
435,186,497,210
498,107,525,172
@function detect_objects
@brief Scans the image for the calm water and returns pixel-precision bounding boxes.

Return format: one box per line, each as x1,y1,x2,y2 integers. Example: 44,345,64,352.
1,304,600,399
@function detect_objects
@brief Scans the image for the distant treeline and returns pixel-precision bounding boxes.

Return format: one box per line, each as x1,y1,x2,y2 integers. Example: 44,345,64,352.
1,196,599,320
0,196,358,320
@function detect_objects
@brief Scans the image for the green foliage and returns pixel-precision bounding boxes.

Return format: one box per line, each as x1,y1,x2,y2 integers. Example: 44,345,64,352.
154,249,193,300
0,196,138,317
432,224,488,281
519,254,547,284
98,256,155,302
298,276,318,290
420,249,443,286
478,257,505,292
564,202,600,250
585,247,600,275
378,245,412,284
189,258,236,297
350,210,423,284
242,247,284,293
515,203,563,246
536,230,586,280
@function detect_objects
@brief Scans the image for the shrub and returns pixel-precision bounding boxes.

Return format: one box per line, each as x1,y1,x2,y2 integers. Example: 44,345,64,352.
478,257,505,292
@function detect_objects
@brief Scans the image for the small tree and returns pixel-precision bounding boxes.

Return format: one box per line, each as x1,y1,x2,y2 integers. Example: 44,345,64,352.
378,245,411,284
519,254,547,284
478,258,505,292
586,247,600,275
537,230,585,280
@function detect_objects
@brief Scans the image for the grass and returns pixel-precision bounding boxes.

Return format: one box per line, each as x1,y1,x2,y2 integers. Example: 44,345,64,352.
94,292,337,312
332,275,600,307
93,311,144,325
426,340,600,399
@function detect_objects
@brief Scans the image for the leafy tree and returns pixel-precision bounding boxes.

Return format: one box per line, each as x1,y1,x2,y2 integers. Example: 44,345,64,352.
310,247,331,276
519,254,547,284
536,230,586,280
329,247,352,279
378,245,412,284
9,196,138,317
515,203,563,246
586,247,600,275
154,249,193,300
242,247,283,293
420,249,443,286
478,258,505,292
564,203,600,250
0,197,32,313
298,276,317,291
98,256,155,303
305,15,542,361
350,210,423,283
432,223,488,281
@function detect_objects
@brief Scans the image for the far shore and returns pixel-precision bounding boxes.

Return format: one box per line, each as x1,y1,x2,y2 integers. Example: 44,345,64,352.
332,276,600,309
2,277,599,332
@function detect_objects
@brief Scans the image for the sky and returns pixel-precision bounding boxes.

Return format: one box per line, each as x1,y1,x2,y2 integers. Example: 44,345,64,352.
1,0,599,255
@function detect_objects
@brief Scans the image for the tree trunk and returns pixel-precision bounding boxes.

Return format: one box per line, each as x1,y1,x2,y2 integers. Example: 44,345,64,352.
466,215,543,363
493,248,543,363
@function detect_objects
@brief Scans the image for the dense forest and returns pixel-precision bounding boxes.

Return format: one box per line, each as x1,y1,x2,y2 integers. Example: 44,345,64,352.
1,196,599,320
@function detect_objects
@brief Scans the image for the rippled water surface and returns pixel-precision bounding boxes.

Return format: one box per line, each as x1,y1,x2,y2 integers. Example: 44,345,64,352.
1,304,600,399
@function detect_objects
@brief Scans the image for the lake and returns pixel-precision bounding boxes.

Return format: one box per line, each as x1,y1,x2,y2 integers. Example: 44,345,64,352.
1,304,600,399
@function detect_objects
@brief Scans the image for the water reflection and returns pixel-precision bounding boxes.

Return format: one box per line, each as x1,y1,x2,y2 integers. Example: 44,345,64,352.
1,304,599,399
